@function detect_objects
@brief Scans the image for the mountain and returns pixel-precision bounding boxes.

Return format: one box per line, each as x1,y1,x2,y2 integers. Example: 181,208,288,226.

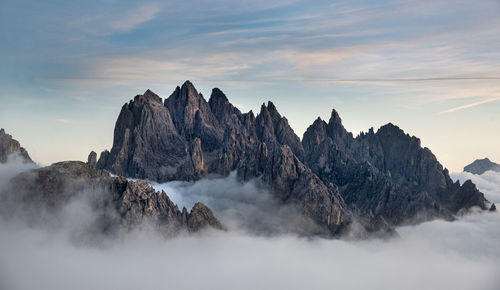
97,81,356,235
97,81,492,235
464,158,500,175
302,112,491,225
0,128,32,163
1,160,224,235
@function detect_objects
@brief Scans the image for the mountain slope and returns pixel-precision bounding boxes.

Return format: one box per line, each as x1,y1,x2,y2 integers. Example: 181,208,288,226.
464,158,500,175
97,81,491,235
302,110,491,225
0,128,32,163
97,81,354,235
2,161,224,234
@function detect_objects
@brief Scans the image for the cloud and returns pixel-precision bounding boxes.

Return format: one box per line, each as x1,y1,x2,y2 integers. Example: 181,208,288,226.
1,209,499,290
71,3,161,36
149,172,319,235
0,158,500,290
109,4,161,32
451,170,500,203
440,97,500,114
55,118,75,124
0,153,37,189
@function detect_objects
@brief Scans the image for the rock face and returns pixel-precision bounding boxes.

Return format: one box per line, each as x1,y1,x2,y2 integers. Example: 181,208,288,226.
97,81,491,235
464,158,500,175
2,161,223,234
0,129,32,163
302,111,489,225
87,151,97,167
97,81,353,235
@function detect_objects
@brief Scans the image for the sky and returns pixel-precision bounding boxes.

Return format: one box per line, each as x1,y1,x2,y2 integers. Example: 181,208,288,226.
0,0,499,171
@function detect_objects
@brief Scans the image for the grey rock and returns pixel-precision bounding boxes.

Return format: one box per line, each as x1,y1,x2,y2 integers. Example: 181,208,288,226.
96,89,195,182
164,80,223,151
302,111,490,226
87,151,97,167
0,128,33,163
464,158,500,175
187,202,225,232
97,83,352,235
96,81,491,236
237,142,351,235
2,161,224,234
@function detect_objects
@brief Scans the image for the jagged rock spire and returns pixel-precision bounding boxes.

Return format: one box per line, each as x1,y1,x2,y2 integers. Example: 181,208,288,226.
0,128,33,163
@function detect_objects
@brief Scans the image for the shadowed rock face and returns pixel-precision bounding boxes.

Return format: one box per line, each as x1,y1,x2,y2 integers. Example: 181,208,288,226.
302,111,489,226
96,89,204,182
96,81,490,236
97,81,353,236
2,161,224,234
464,158,500,175
0,129,32,163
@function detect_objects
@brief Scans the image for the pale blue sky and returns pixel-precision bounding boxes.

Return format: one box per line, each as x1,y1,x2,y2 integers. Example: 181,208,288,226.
1,0,499,171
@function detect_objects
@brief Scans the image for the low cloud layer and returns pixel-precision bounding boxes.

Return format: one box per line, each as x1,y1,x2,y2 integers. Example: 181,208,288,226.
149,172,319,235
0,160,499,290
451,170,500,203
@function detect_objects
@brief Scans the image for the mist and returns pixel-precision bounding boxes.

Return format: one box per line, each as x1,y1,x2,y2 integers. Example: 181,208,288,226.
149,172,319,235
1,159,499,290
451,170,500,203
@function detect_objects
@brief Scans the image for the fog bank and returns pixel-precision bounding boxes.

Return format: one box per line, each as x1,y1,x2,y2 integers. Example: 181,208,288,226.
1,159,499,290
451,170,500,203
149,172,318,235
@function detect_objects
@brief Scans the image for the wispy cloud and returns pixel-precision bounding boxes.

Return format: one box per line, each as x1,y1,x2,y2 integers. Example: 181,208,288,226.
71,3,162,35
55,118,74,124
440,97,500,114
109,4,161,32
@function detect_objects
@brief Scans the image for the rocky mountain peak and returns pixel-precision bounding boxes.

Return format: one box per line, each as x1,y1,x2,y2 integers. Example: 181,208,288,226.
0,128,33,163
256,101,304,159
96,81,491,236
328,109,343,125
87,151,97,167
464,158,500,175
209,88,229,105
302,109,353,150
166,81,205,107
208,88,241,123
164,81,222,147
376,123,406,138
302,117,328,152
133,89,163,106
375,123,421,148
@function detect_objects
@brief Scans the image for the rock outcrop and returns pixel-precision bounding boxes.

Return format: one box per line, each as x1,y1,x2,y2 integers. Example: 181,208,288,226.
2,161,224,234
0,128,32,163
302,111,489,226
97,81,353,235
87,151,97,167
96,81,491,235
464,158,500,175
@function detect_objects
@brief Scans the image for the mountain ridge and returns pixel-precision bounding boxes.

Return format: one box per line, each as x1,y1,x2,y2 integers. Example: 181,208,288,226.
96,81,492,235
0,128,33,164
464,158,500,175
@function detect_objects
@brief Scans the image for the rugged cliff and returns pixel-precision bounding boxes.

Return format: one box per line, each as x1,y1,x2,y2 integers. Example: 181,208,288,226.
1,161,224,234
302,110,491,225
464,158,500,175
0,128,32,163
97,81,353,235
97,81,491,235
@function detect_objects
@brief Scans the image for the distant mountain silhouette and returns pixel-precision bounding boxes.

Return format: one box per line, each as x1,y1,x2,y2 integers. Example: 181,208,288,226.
464,158,500,175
